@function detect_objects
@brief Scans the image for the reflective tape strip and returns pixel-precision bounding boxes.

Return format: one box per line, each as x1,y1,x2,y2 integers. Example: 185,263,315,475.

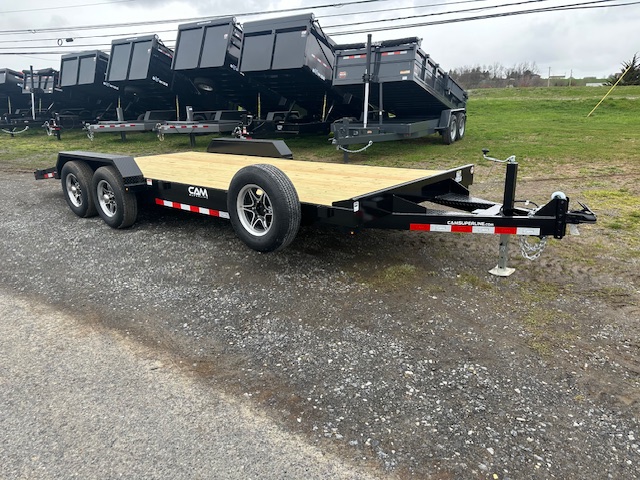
155,198,229,219
43,172,56,179
410,224,541,236
163,125,210,130
382,51,408,56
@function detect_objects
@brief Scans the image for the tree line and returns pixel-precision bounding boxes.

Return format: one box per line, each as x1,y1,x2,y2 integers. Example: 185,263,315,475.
450,56,640,89
449,62,545,89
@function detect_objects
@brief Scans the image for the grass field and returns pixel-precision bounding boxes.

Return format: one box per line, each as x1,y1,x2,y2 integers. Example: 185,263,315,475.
2,85,639,253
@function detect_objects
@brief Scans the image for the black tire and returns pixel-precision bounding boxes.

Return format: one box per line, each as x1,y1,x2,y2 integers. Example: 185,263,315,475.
92,166,138,229
456,113,466,140
442,114,458,145
60,161,97,218
227,164,301,252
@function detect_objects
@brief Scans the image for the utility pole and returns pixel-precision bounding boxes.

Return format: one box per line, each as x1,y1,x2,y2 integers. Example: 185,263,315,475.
547,67,551,87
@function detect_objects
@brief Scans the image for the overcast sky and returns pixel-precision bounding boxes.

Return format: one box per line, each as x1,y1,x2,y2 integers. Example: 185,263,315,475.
0,0,637,79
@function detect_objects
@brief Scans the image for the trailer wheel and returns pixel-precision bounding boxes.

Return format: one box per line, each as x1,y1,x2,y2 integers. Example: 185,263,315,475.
228,164,301,252
92,166,138,229
456,113,466,140
60,161,97,218
442,114,458,145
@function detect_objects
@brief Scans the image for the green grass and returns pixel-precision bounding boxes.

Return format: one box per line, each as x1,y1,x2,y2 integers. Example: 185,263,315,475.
2,86,639,251
3,85,639,172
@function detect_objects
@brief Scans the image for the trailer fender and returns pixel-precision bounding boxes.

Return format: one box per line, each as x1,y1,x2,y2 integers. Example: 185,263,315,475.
55,151,146,189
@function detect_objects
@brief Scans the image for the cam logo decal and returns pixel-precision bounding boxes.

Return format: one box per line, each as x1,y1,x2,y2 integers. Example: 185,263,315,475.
188,186,209,199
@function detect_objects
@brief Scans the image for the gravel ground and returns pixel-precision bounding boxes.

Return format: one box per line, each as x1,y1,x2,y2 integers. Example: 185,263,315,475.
1,171,638,478
0,292,381,479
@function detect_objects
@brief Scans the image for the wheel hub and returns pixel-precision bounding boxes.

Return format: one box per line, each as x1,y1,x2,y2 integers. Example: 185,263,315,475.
237,184,273,237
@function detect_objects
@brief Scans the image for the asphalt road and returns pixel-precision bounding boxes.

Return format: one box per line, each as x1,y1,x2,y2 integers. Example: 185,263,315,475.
0,291,378,479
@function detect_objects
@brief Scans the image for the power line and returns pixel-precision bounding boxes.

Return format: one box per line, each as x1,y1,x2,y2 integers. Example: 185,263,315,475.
0,0,636,54
0,1,489,44
0,0,137,15
323,0,554,30
328,0,639,35
0,0,394,35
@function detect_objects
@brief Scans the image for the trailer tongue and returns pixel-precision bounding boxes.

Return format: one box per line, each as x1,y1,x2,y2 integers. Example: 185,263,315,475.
34,139,595,276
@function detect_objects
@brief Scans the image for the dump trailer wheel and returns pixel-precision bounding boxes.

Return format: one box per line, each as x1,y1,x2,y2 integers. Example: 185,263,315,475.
228,164,301,252
456,113,466,140
92,166,138,229
442,114,458,145
60,161,97,218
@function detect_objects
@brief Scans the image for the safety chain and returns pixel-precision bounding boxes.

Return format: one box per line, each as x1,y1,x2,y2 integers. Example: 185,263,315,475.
1,126,29,136
519,236,548,261
43,121,56,136
337,140,373,154
85,125,95,141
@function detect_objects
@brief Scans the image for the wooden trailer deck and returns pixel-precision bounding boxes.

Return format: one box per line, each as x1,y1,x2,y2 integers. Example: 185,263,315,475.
135,152,443,207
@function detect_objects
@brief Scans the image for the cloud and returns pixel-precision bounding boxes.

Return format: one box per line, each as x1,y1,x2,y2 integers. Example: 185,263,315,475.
0,0,638,78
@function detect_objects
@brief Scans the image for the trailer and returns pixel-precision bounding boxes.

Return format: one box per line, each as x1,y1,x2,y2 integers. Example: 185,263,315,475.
59,51,120,120
331,37,468,157
34,140,596,275
105,34,221,116
239,14,361,133
172,17,285,117
1,68,29,118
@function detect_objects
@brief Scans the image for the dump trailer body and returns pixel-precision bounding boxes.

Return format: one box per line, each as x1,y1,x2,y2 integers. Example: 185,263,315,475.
58,51,120,121
0,68,29,115
333,39,467,117
60,51,119,97
240,14,360,120
106,35,217,115
172,17,284,115
20,68,71,121
331,38,467,150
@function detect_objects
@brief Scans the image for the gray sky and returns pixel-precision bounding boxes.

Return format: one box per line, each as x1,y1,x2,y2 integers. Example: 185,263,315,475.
0,0,637,79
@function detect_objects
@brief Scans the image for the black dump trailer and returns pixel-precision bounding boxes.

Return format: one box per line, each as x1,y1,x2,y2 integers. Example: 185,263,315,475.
60,51,120,108
331,37,468,153
20,68,67,124
105,34,215,116
57,51,122,126
172,17,284,116
34,139,596,276
239,13,361,132
1,68,29,118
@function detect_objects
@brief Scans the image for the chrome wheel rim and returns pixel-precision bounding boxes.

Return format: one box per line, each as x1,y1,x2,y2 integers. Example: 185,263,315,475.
450,119,457,141
65,173,83,207
97,179,117,218
237,184,273,237
458,116,466,137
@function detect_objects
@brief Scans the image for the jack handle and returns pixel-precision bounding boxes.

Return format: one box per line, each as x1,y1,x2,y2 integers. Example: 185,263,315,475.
482,148,516,164
567,202,597,224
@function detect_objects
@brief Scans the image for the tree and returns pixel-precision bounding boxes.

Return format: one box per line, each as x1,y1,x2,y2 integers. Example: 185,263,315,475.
606,54,640,86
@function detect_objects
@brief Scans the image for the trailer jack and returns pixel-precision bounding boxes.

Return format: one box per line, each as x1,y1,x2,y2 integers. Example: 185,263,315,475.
481,150,596,277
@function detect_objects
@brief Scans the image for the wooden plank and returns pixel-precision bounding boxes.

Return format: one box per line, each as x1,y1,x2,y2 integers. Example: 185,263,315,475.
135,152,443,206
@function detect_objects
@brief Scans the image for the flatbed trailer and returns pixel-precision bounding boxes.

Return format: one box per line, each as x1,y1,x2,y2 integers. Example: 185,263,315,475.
34,140,596,275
